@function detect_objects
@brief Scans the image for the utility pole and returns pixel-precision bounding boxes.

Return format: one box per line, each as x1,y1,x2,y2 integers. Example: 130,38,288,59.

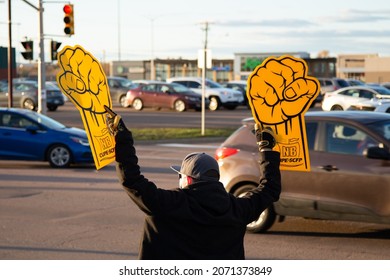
200,21,211,136
117,0,121,61
7,0,13,107
37,0,46,114
21,0,46,114
150,17,155,80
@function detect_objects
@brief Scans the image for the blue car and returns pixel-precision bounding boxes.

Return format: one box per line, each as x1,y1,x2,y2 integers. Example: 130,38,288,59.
0,107,93,168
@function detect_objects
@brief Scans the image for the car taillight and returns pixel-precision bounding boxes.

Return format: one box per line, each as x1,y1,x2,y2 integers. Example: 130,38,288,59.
215,147,239,160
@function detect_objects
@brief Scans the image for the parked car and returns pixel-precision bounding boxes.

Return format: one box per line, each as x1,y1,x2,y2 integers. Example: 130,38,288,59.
124,82,204,112
0,81,64,111
46,81,68,102
381,82,390,90
0,107,93,168
348,99,390,113
373,102,390,113
317,77,350,94
220,80,248,107
346,79,365,86
45,81,66,111
107,76,133,107
322,85,390,111
215,111,390,233
167,77,243,111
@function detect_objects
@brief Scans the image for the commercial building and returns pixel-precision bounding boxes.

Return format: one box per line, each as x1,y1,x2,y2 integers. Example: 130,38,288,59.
5,49,390,84
109,52,337,83
337,54,390,83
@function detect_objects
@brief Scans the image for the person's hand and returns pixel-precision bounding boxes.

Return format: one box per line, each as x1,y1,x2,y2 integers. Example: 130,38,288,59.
254,124,276,151
104,105,125,136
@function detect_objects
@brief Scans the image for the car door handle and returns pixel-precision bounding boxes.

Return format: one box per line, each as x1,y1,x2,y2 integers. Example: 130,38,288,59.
319,165,339,172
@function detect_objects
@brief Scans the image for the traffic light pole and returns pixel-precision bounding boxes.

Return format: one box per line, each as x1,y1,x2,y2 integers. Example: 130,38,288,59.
38,0,46,114
7,0,13,108
21,0,46,114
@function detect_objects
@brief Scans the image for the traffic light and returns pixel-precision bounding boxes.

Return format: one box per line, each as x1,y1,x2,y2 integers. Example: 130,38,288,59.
21,40,33,60
63,4,74,35
51,40,62,61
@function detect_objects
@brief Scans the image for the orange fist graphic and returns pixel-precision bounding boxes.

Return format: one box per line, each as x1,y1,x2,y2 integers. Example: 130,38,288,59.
247,55,320,171
56,45,114,170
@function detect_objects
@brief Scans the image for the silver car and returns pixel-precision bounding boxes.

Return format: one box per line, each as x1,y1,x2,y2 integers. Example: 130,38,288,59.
215,111,390,233
0,81,64,111
167,77,243,111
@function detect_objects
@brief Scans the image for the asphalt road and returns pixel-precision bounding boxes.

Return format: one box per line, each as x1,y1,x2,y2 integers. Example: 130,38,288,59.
47,103,254,130
1,103,390,260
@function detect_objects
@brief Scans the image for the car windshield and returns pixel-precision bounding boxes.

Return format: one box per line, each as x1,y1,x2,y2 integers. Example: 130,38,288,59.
117,79,132,87
25,110,66,130
170,83,191,93
366,120,390,141
45,82,60,90
373,87,390,96
336,79,350,87
205,80,222,88
15,82,37,90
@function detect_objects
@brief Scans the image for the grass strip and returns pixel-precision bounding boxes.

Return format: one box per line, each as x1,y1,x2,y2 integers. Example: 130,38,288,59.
131,127,236,141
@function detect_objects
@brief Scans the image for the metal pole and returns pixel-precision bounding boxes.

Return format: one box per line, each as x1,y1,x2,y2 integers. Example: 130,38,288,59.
7,0,13,108
37,0,46,114
150,18,155,80
201,22,209,136
117,0,121,61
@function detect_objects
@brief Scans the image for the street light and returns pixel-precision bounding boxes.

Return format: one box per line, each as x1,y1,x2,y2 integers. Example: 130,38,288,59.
150,17,155,80
143,15,162,80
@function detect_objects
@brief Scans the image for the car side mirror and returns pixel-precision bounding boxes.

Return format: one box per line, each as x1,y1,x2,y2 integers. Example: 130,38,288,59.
364,146,390,160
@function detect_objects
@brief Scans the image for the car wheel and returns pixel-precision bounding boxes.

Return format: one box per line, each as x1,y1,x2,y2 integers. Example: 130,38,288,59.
47,145,71,168
330,105,343,111
174,99,186,112
233,184,276,233
22,98,36,111
132,98,143,110
209,96,220,111
47,105,58,111
119,95,128,108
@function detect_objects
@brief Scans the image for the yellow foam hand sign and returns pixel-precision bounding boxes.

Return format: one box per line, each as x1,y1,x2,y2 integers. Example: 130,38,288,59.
247,55,320,171
56,45,115,170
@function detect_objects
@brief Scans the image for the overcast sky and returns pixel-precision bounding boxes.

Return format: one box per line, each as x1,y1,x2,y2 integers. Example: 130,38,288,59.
1,0,390,63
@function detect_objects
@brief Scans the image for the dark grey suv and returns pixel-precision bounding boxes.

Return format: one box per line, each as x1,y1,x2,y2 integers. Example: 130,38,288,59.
0,81,64,111
215,111,390,233
318,77,350,94
107,76,133,107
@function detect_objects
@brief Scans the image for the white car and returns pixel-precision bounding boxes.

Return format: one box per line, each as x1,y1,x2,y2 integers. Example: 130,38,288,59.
166,77,243,111
322,85,390,111
348,99,390,113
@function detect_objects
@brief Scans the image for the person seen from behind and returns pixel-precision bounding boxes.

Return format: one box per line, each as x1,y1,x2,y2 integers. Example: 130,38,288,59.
105,106,281,260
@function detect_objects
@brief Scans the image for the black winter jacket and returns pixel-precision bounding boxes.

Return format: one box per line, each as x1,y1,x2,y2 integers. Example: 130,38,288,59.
115,127,281,260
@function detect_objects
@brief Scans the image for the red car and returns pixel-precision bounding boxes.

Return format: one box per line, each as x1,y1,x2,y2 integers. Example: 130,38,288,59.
124,82,203,112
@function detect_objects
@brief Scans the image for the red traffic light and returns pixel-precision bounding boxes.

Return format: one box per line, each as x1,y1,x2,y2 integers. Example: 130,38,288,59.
63,4,74,35
63,4,73,14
